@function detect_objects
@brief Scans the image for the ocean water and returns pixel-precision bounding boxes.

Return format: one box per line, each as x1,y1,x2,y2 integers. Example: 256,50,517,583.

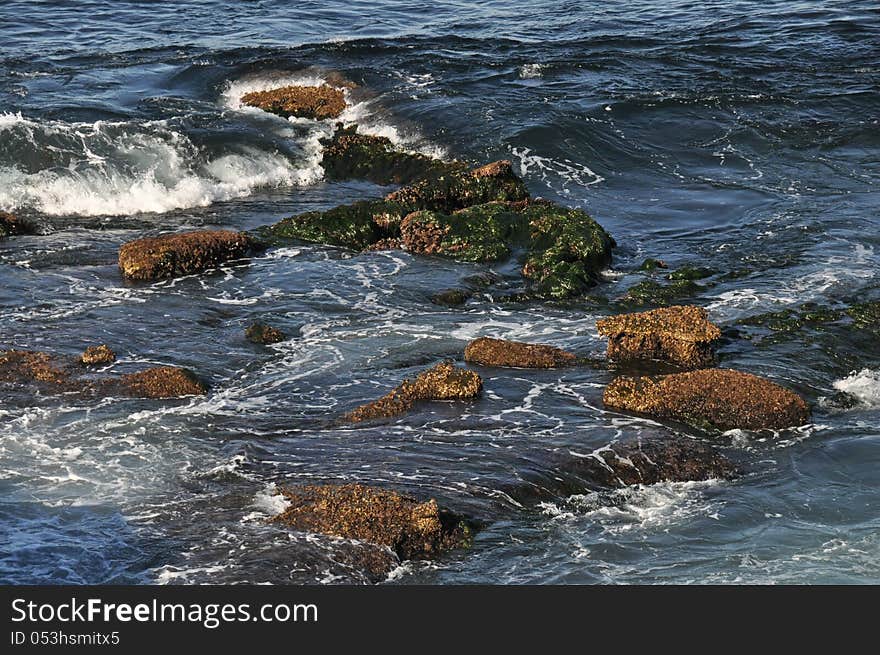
1,0,879,584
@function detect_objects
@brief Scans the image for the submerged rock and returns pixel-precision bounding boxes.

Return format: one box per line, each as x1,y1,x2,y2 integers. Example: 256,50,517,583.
81,344,116,366
603,368,809,431
0,349,206,400
344,360,482,422
431,288,471,307
273,483,472,562
119,230,254,281
245,322,286,345
622,278,705,307
320,123,452,185
241,84,346,120
597,305,721,370
464,337,577,369
506,436,737,506
0,211,35,238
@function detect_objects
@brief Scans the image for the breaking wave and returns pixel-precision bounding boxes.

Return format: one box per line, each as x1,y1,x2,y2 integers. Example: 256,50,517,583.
833,369,880,408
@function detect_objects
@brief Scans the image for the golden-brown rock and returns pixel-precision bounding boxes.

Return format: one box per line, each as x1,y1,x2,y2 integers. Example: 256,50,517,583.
0,350,72,385
273,483,472,561
603,368,809,431
344,361,482,422
245,322,286,345
81,344,116,366
118,230,253,281
597,305,721,369
464,337,577,369
116,366,207,399
241,85,346,120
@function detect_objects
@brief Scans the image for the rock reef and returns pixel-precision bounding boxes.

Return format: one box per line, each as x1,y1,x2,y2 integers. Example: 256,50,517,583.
241,84,346,120
603,368,809,431
119,230,254,281
344,361,482,422
464,337,577,369
273,483,472,561
597,305,721,370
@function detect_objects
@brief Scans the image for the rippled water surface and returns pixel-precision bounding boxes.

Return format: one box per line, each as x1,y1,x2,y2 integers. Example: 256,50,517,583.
1,0,879,584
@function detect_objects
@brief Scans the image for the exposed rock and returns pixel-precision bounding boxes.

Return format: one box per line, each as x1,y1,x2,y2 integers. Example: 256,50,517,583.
668,265,714,281
597,305,721,370
0,211,35,238
320,123,451,185
464,337,577,369
273,483,472,561
119,230,254,281
241,85,346,120
506,436,738,506
1,349,206,400
81,344,116,366
431,288,471,307
521,202,615,299
603,368,810,431
115,366,207,399
246,322,286,345
265,161,529,250
344,361,482,422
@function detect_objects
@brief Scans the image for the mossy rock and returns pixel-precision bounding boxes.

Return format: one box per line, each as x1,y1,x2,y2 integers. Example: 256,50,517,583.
621,278,705,307
667,265,714,281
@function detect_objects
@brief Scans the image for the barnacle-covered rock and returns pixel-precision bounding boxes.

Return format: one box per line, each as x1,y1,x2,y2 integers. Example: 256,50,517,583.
344,361,482,422
597,305,721,369
603,368,809,431
241,84,346,120
119,230,254,281
81,344,116,366
273,483,472,561
114,366,207,399
464,337,577,369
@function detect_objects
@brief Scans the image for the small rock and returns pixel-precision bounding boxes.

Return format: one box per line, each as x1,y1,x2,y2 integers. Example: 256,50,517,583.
119,230,254,281
596,305,721,370
245,322,286,345
81,344,116,366
273,483,472,563
431,289,471,307
241,85,346,120
116,366,207,399
603,368,810,431
344,360,482,422
464,337,577,369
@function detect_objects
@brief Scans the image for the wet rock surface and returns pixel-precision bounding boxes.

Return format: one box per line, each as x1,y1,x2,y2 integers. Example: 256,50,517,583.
118,230,254,281
344,360,482,422
597,305,721,370
273,483,472,563
114,366,207,399
241,84,346,120
0,211,35,238
464,337,577,369
604,368,810,431
81,344,116,366
245,322,286,345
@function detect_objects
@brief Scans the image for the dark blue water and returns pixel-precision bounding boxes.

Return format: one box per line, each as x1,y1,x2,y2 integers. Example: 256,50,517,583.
1,0,879,584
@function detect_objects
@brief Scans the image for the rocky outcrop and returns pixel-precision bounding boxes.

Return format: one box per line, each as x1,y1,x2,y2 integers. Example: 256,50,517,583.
118,230,254,281
273,483,472,562
241,85,346,120
464,337,577,369
0,349,206,400
245,322,286,345
597,305,721,370
81,344,116,366
320,124,452,185
344,361,482,422
506,437,738,506
603,368,809,431
0,212,35,238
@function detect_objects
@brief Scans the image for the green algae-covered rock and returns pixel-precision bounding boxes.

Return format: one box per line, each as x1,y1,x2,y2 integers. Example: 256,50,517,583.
621,278,706,307
320,124,456,185
521,203,615,300
266,199,385,250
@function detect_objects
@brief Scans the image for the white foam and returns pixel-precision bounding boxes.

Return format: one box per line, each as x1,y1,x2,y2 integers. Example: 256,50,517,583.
509,146,604,192
0,116,309,216
833,369,880,408
519,63,547,79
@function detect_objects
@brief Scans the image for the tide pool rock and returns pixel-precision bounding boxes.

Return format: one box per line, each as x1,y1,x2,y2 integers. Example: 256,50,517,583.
119,230,254,281
320,123,452,185
603,368,809,431
344,361,482,422
464,337,577,369
273,483,472,562
241,84,346,120
597,305,721,370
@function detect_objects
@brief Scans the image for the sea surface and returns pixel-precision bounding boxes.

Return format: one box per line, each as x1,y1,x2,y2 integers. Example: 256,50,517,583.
1,0,879,584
